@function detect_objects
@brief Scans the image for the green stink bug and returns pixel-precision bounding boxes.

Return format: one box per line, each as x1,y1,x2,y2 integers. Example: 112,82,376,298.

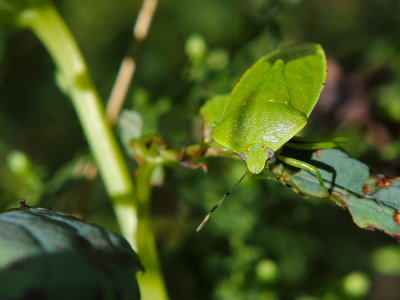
197,44,346,231
213,43,327,174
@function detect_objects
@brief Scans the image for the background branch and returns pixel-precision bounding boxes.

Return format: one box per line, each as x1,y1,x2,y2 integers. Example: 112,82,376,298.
106,0,159,125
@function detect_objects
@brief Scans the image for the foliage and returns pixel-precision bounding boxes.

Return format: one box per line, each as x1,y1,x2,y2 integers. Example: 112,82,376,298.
270,148,400,239
0,207,140,299
1,0,400,299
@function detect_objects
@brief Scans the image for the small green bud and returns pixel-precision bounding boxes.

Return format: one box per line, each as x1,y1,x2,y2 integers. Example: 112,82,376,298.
342,271,370,298
206,49,229,71
256,259,279,283
7,150,31,175
185,34,207,63
371,246,400,275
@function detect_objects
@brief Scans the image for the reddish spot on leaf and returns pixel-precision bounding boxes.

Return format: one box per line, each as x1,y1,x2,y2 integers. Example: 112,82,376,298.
393,211,400,226
364,226,376,232
362,184,371,193
316,149,322,158
376,177,391,189
371,175,400,189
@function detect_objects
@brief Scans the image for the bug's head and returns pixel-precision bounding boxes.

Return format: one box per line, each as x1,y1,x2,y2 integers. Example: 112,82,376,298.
241,144,275,174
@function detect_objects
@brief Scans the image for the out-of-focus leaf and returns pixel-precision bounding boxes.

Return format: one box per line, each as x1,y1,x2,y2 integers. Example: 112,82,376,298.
341,271,370,298
0,0,16,25
377,83,400,122
0,207,141,300
0,0,50,26
185,34,207,64
270,149,400,239
118,109,143,156
0,0,14,11
370,246,400,275
131,89,171,135
7,150,44,205
206,49,229,71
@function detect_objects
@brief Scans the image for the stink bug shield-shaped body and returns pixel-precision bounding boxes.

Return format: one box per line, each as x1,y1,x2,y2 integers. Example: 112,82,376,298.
197,44,336,231
212,44,327,174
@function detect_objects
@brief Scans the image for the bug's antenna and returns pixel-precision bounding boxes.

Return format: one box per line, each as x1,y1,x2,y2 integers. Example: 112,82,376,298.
196,170,249,232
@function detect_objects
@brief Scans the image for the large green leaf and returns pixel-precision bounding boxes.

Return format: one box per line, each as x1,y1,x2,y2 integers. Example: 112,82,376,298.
0,208,141,300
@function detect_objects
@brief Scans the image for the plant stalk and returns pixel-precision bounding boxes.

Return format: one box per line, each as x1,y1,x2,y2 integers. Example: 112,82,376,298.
16,2,138,247
136,162,169,300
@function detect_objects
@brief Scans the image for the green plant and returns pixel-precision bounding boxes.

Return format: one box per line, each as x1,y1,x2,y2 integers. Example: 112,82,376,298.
0,206,141,300
1,1,400,299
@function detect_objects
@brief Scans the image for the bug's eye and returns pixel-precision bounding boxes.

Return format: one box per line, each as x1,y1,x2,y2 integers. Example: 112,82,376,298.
240,152,247,161
267,149,275,158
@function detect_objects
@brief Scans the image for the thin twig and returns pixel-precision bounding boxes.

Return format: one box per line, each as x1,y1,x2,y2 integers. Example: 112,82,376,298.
106,0,158,125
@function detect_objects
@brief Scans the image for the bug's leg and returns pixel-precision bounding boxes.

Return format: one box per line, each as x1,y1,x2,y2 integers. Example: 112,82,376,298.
286,137,348,150
275,154,330,197
276,175,307,198
264,160,308,197
291,136,348,143
285,141,339,150
196,170,248,232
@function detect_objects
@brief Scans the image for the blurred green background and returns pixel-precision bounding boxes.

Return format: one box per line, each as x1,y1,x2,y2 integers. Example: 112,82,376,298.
1,0,400,299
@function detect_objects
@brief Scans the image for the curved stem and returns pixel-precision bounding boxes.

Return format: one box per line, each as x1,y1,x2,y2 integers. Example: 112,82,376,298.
16,2,138,247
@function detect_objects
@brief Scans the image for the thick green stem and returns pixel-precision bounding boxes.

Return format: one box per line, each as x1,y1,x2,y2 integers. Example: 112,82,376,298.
15,2,137,247
14,3,169,298
136,162,169,300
